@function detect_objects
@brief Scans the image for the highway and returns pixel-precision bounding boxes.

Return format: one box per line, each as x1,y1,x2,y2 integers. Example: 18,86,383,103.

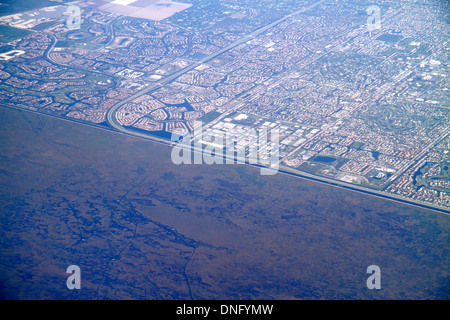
2,101,449,215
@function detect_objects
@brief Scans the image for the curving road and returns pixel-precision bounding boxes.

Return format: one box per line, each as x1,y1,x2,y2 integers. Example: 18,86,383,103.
106,0,327,142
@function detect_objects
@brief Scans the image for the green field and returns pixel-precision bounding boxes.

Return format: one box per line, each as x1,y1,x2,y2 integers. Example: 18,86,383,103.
199,110,222,124
0,25,31,43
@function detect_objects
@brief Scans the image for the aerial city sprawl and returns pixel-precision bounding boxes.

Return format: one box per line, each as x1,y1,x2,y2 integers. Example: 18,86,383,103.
0,0,449,212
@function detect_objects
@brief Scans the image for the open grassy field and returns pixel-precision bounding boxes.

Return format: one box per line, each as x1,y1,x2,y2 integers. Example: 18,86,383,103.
0,106,448,299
